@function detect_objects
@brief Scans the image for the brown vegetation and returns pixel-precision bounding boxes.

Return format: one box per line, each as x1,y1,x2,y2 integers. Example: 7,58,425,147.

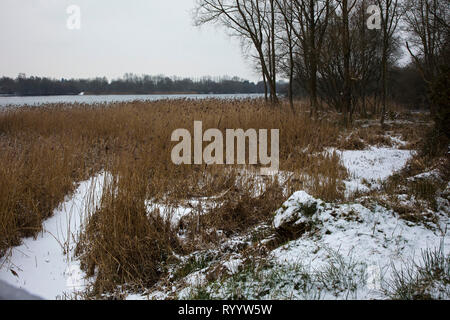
0,98,436,296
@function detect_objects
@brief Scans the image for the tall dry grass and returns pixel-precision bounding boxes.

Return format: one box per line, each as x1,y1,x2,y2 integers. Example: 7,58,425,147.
0,99,348,294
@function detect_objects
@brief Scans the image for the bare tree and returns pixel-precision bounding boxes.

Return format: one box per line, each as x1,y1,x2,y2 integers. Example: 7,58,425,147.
403,0,449,147
350,0,384,117
376,0,402,125
404,0,449,87
277,0,332,116
275,0,296,111
305,0,386,120
339,0,358,126
316,10,345,112
194,0,279,103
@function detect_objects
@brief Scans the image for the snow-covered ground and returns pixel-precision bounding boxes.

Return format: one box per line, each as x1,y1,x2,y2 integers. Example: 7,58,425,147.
269,191,449,299
0,173,110,299
169,190,448,300
146,198,218,228
1,141,447,300
138,145,448,300
331,147,414,196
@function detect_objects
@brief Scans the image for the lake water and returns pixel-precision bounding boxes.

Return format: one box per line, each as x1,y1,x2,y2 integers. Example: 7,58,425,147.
0,93,264,107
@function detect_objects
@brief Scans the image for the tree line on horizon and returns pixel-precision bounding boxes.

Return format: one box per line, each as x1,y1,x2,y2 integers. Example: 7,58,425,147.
0,74,289,96
0,67,430,112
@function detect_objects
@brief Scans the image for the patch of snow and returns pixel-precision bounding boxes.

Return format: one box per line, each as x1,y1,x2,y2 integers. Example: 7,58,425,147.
338,147,413,181
407,169,441,182
0,172,110,299
273,191,322,229
343,180,371,195
271,195,450,299
145,197,219,228
388,135,407,148
184,270,207,288
329,147,414,197
146,201,194,227
223,257,243,275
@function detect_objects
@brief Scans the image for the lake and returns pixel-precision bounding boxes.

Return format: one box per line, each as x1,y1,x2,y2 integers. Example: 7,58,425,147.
0,93,264,107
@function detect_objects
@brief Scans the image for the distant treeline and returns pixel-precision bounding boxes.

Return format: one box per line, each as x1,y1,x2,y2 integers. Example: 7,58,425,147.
0,74,288,96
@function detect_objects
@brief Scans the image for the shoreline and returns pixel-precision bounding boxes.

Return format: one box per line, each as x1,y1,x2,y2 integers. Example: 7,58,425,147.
0,92,264,97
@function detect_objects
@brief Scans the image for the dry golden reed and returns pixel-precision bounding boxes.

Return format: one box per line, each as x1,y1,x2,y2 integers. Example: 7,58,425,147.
0,99,350,294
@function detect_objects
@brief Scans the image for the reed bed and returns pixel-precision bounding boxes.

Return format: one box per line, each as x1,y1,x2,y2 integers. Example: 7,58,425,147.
1,99,350,294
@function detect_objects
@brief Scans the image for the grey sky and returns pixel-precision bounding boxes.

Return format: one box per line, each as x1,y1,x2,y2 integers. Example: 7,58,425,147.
0,0,259,81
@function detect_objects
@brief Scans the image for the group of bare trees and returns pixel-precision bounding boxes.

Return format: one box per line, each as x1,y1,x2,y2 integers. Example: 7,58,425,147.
194,0,449,126
195,0,280,104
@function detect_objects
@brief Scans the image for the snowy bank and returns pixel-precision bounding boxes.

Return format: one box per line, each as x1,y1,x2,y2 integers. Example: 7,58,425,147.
330,147,414,196
0,173,110,299
270,191,449,299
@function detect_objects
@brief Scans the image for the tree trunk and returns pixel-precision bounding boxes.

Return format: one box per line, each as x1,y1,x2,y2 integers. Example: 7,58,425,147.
309,0,318,117
342,0,352,126
270,0,278,105
262,67,268,102
289,51,294,112
381,49,387,125
361,0,367,117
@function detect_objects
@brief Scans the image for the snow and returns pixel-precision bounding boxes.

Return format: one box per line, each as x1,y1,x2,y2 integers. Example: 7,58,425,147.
273,191,322,229
271,195,449,299
0,172,110,299
223,257,243,274
330,147,414,196
132,143,445,300
388,135,408,148
407,169,442,182
338,147,413,181
184,271,207,287
146,201,194,227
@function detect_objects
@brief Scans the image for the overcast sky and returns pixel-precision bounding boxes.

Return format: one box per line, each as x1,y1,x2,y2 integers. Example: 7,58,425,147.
0,0,259,81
